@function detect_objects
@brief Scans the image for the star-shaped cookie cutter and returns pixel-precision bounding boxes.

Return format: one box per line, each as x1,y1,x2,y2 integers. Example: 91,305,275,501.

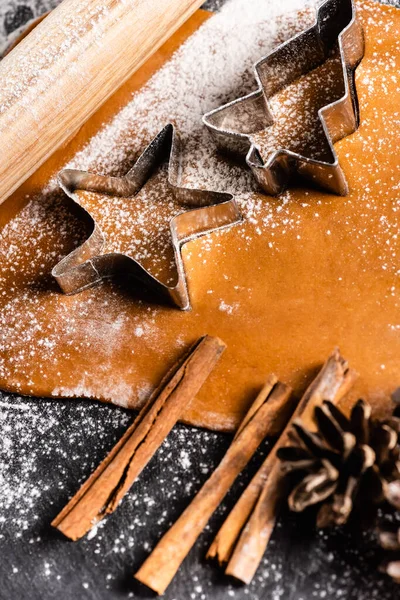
203,0,364,196
52,124,242,310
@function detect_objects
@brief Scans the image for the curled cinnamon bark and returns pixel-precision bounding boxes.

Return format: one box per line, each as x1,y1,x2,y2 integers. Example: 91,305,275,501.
211,349,357,582
52,335,225,541
135,376,295,595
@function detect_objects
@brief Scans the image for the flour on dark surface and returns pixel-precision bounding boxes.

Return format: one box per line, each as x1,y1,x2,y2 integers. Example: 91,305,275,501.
1,392,398,600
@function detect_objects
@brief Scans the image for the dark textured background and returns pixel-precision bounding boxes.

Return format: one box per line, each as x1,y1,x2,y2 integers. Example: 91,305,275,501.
0,1,399,599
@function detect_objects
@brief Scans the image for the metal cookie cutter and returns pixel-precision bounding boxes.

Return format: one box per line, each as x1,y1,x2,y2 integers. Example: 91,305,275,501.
203,0,364,196
52,124,242,310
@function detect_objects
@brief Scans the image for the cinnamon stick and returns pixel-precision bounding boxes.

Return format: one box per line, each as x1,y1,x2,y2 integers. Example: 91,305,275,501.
52,335,225,541
222,348,357,584
135,376,295,595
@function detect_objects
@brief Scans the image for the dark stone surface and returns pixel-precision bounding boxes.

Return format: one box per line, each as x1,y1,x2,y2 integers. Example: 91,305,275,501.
4,5,33,34
1,391,398,600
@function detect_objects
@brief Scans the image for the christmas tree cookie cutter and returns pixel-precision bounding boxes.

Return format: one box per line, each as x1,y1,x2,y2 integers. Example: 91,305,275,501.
203,0,364,196
52,124,242,310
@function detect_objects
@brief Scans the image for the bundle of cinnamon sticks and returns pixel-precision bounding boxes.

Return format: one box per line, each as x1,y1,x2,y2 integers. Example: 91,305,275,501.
52,339,357,595
136,348,356,593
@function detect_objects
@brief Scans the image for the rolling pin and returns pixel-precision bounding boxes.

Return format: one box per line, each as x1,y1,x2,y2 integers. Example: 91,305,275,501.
0,0,204,206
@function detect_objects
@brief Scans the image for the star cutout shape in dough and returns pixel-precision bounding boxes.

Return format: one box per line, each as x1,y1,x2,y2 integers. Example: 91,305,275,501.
52,124,241,310
203,0,364,196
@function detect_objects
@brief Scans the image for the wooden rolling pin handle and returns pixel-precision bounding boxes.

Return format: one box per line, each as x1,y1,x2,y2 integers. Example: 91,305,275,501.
0,0,204,205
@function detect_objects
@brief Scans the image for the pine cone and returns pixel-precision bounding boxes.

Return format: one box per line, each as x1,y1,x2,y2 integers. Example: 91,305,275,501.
378,479,400,583
277,399,400,527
